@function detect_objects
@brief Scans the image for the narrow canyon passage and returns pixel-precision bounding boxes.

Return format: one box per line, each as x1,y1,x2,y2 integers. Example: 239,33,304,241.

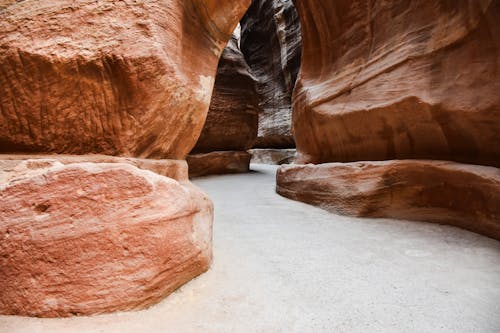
1,165,499,333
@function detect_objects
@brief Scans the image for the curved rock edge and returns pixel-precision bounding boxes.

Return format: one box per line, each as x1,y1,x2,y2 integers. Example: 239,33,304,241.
277,159,500,240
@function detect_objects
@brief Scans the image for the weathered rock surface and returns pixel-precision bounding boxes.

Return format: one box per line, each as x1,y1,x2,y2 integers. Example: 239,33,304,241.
279,0,500,238
0,161,213,317
250,148,296,165
0,0,249,159
292,0,500,165
277,160,500,240
187,151,251,178
191,32,259,154
0,0,16,10
241,0,301,148
0,154,188,181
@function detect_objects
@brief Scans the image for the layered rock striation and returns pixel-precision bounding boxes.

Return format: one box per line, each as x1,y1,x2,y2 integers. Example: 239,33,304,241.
278,0,500,238
191,33,259,155
241,0,301,148
292,0,500,165
189,31,259,177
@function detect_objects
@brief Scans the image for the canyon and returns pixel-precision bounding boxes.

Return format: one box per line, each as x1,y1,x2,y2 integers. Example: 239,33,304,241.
241,0,301,148
0,0,499,331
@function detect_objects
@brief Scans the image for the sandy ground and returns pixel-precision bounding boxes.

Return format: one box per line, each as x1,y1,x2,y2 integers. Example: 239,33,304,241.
1,164,499,333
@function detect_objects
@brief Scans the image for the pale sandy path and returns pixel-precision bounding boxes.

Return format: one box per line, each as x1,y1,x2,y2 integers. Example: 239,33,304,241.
1,164,499,333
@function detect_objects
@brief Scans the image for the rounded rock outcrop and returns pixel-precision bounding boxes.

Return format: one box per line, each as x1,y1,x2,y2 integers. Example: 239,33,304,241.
0,161,213,317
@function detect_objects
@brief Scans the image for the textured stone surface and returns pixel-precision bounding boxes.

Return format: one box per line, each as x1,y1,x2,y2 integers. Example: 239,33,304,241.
277,160,500,239
0,0,249,159
0,161,213,317
0,154,188,181
250,148,296,165
292,0,500,165
2,165,500,332
0,0,16,10
241,0,301,148
187,151,251,178
191,32,259,154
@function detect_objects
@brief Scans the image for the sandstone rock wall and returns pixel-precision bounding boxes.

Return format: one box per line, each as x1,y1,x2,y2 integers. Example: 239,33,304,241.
188,31,258,177
292,0,500,166
241,0,301,148
278,0,500,239
0,0,249,159
191,33,259,154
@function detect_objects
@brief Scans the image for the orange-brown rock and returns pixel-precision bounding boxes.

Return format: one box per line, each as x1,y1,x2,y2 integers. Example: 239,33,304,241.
0,0,16,10
0,154,188,181
277,160,500,240
187,151,251,178
293,0,500,166
191,32,259,154
0,161,213,317
0,0,250,159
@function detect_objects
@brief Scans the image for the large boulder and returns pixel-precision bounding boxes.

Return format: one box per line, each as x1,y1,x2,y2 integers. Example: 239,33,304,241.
241,0,302,148
277,160,500,240
292,0,500,165
0,0,250,159
0,160,213,317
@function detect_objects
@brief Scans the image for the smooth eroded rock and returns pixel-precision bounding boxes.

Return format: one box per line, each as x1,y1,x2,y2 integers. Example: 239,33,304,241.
187,151,251,178
241,0,301,148
293,0,500,165
0,154,188,181
191,32,259,154
0,0,250,159
0,161,213,317
250,148,296,165
277,160,500,239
